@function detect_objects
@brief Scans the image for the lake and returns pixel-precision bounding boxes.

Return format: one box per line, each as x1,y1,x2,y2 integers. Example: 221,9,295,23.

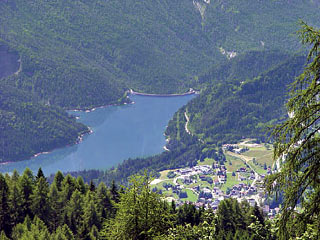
0,94,195,175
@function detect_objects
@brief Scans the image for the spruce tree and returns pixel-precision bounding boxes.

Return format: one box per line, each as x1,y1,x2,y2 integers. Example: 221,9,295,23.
0,174,10,235
53,171,64,192
96,182,112,219
110,180,119,203
103,174,172,239
36,168,45,182
89,225,99,240
0,231,9,240
76,176,87,195
9,182,24,229
18,168,34,219
31,177,51,225
89,180,96,192
11,170,20,182
48,182,63,231
61,174,76,202
62,224,75,240
66,190,84,234
81,192,101,238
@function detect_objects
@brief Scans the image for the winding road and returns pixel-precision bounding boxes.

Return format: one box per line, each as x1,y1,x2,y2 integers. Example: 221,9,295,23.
184,111,191,135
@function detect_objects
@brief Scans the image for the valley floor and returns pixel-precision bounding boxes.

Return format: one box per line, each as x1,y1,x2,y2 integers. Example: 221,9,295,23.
151,139,279,217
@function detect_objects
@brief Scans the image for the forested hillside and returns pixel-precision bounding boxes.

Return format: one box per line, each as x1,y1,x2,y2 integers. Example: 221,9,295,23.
166,53,306,145
0,42,90,162
0,84,88,162
0,43,19,79
1,0,319,107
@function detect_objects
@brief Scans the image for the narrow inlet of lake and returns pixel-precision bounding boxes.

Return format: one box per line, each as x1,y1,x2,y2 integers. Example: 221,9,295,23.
0,94,195,175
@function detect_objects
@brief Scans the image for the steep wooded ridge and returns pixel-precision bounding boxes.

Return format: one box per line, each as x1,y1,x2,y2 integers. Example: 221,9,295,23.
0,84,89,162
166,52,306,146
0,0,319,162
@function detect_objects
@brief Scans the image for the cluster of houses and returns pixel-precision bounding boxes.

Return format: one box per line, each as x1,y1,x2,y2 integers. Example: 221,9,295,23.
158,142,281,217
212,163,227,184
236,167,255,182
175,165,212,176
161,163,282,218
228,183,259,199
169,164,267,210
190,197,280,218
222,144,249,154
174,164,228,186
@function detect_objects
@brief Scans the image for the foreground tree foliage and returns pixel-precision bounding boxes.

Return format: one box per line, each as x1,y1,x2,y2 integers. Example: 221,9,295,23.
267,22,320,239
101,174,173,239
0,169,274,239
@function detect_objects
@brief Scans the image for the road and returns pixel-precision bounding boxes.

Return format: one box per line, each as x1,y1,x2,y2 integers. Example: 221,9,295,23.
184,111,191,135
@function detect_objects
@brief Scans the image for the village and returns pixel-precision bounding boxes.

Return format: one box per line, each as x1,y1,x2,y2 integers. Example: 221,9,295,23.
151,140,280,218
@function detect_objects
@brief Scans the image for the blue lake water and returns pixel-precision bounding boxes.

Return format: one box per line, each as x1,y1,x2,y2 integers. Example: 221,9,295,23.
0,94,195,175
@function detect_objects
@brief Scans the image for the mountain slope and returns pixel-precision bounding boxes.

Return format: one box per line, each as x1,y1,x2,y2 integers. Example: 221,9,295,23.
166,52,306,145
1,0,319,108
0,84,88,162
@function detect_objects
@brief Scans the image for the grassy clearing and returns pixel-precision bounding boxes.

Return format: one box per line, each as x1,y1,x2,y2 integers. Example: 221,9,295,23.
198,157,215,166
162,189,179,200
182,189,198,202
243,149,272,158
242,146,274,165
247,146,266,151
154,179,174,190
159,170,171,180
220,173,239,192
246,161,267,175
225,154,247,172
198,181,213,189
256,152,274,166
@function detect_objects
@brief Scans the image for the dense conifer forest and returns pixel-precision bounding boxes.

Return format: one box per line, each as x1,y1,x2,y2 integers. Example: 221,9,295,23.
0,84,89,162
166,53,306,145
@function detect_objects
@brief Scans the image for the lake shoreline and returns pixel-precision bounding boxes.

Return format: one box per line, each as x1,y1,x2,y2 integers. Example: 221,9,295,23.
1,92,196,173
31,127,94,162
0,127,93,167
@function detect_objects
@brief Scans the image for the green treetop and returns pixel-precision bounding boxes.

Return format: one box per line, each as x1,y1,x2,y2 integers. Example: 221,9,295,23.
267,21,320,239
